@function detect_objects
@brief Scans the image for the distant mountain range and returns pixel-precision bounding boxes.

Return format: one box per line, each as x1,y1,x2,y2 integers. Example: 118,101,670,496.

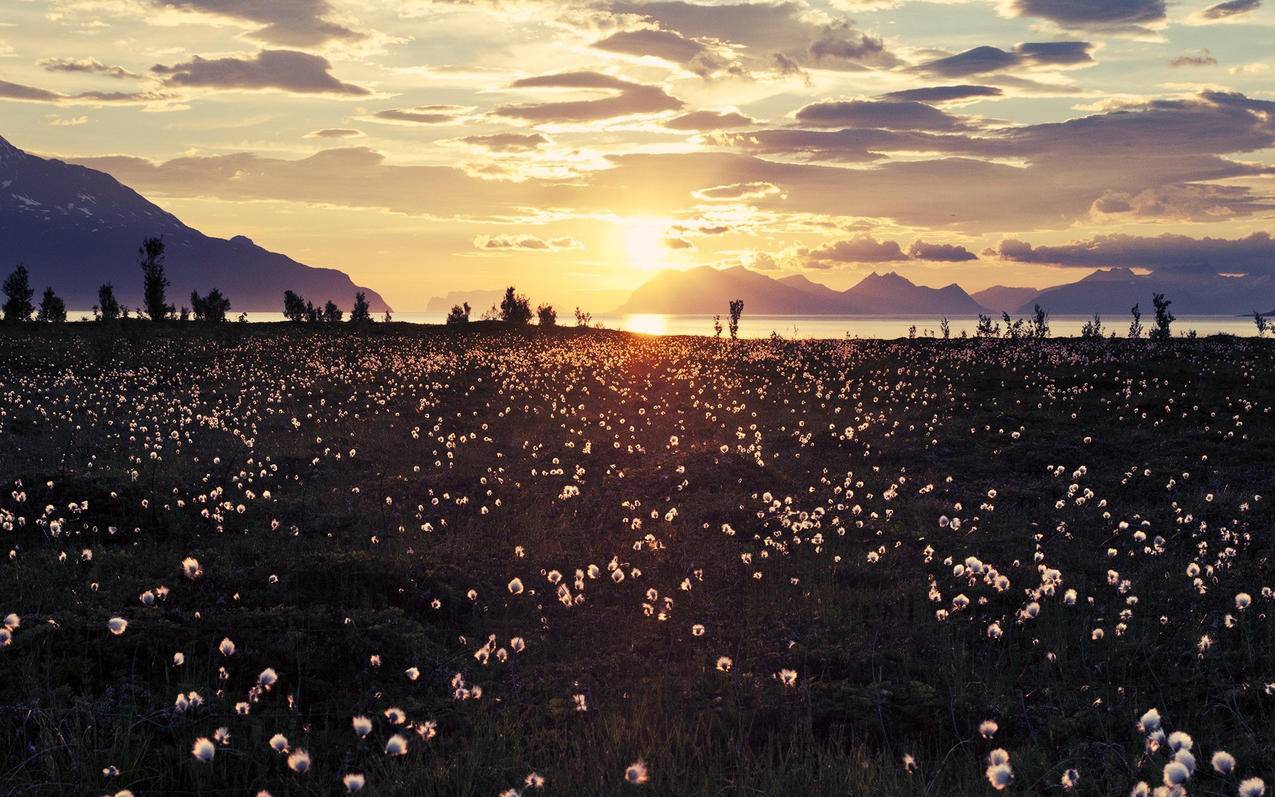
0,135,389,313
424,290,506,315
614,266,986,315
613,264,1275,316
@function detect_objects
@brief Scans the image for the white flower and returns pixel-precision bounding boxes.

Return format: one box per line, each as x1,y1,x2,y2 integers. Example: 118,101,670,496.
385,734,409,756
343,773,366,791
191,737,215,762
108,617,128,636
287,749,310,774
1239,778,1266,797
352,715,373,737
1211,750,1236,775
978,720,998,739
624,760,649,785
269,734,289,753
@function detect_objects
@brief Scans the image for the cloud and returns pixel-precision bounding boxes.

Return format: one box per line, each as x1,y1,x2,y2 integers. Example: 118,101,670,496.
39,57,139,79
1169,50,1217,67
1089,183,1272,220
461,132,549,151
691,181,782,200
307,128,363,138
604,1,899,72
806,235,906,264
371,105,469,124
1197,0,1261,19
591,29,737,76
993,232,1275,274
793,99,972,131
917,41,1093,77
665,110,756,129
908,240,978,261
879,85,1003,103
663,236,695,249
493,71,682,123
0,79,63,102
1003,0,1166,33
474,234,584,251
151,50,369,95
152,0,362,47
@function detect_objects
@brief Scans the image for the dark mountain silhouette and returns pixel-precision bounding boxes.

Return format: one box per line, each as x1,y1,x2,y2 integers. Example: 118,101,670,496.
972,285,1041,313
1018,266,1274,315
0,135,389,313
615,266,984,314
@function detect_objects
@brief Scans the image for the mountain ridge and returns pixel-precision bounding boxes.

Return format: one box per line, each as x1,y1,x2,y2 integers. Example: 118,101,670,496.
0,134,390,313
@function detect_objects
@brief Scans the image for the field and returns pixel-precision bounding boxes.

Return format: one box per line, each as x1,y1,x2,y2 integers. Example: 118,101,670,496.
0,322,1272,796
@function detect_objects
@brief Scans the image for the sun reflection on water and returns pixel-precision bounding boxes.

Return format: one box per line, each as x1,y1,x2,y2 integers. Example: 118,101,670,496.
622,314,669,335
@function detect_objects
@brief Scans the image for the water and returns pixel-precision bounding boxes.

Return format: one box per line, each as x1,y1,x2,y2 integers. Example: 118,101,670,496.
68,312,1266,338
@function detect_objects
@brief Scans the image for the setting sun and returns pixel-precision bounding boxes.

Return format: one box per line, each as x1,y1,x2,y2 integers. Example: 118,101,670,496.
622,217,674,272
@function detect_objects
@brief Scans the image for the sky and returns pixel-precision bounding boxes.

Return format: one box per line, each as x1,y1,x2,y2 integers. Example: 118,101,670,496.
2,0,1274,311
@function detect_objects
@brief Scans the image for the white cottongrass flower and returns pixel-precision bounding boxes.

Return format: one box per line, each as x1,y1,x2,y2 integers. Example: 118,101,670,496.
269,734,289,753
1239,778,1266,797
191,737,215,762
508,578,524,595
978,720,998,739
1167,731,1193,752
287,749,311,774
1162,760,1190,787
777,669,798,687
343,773,366,791
986,762,1013,790
258,668,278,687
1138,708,1162,734
108,617,128,636
385,734,409,756
1211,750,1236,775
181,557,203,580
1236,592,1252,610
352,715,373,737
1061,768,1080,790
219,637,235,656
624,760,649,785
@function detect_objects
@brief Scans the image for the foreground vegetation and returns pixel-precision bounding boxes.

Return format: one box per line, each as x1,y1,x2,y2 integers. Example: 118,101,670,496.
0,323,1272,796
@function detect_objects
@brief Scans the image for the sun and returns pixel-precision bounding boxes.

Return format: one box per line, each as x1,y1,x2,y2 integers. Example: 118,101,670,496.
621,217,673,271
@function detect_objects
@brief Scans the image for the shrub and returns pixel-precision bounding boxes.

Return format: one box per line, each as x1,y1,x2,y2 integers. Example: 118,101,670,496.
2,265,34,323
500,287,532,324
537,304,557,327
97,284,121,322
447,303,471,325
728,299,744,340
1150,293,1174,342
37,287,66,322
283,290,308,322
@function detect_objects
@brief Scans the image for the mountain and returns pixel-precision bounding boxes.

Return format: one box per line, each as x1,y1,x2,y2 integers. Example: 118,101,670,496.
973,285,1041,314
0,135,389,313
425,290,506,315
615,266,984,315
1019,267,1275,315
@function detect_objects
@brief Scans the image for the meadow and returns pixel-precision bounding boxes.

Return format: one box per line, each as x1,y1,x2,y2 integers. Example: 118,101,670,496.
0,322,1271,796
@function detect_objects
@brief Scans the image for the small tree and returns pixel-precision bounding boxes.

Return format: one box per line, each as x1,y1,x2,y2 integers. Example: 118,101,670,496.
537,304,557,327
940,316,950,340
728,299,744,340
323,301,342,323
139,236,172,321
574,307,592,328
500,287,532,324
37,287,66,322
350,292,372,323
98,283,121,322
1254,311,1270,337
1150,293,1174,342
975,313,999,338
191,288,230,323
480,304,500,321
1081,314,1103,339
2,265,35,323
1030,304,1049,338
283,290,308,322
713,315,722,339
1128,303,1143,339
446,302,471,325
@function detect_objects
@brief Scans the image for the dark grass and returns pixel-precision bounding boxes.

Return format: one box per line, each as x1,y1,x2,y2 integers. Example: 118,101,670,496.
0,322,1272,795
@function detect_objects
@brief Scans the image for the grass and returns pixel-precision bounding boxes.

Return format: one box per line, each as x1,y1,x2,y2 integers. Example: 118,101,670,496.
0,321,1271,795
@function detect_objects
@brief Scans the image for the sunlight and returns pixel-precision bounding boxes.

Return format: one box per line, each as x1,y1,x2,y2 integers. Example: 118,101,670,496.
622,313,669,335
621,217,672,272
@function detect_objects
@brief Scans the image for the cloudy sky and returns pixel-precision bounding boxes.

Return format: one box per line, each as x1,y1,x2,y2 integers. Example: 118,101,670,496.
2,0,1274,310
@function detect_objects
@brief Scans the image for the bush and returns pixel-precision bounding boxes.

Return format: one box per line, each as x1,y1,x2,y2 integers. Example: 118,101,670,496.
97,283,120,322
2,264,34,323
37,287,66,322
500,287,532,324
537,304,557,327
190,288,231,323
446,303,471,325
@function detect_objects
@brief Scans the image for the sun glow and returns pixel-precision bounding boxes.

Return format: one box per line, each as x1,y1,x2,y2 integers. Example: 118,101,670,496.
622,217,673,272
623,314,669,335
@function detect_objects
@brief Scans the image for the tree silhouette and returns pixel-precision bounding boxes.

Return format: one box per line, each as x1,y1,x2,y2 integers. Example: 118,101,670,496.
323,301,342,323
98,283,120,321
191,289,231,322
2,265,34,323
139,237,172,321
283,290,308,322
1150,293,1174,341
537,304,557,327
1128,303,1143,339
446,302,471,325
350,292,372,323
728,299,744,340
38,287,66,322
500,287,532,324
